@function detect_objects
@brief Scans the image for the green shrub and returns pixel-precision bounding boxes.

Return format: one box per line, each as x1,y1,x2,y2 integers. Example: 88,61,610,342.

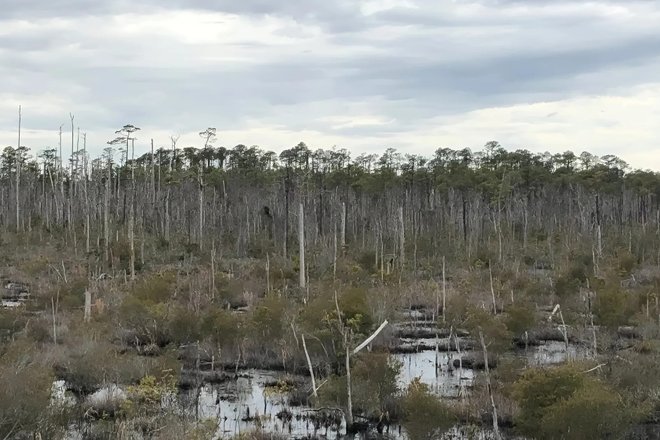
464,307,511,354
615,249,637,276
513,364,636,439
400,378,455,440
352,353,401,416
118,296,170,347
356,251,377,273
167,307,202,345
595,287,635,330
201,309,243,348
338,288,374,335
131,272,176,304
250,295,288,342
0,341,53,438
505,302,537,337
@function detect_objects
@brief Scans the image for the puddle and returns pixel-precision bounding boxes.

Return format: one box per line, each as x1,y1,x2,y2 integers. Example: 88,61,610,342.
394,350,475,398
181,370,346,439
523,341,586,366
1,300,23,308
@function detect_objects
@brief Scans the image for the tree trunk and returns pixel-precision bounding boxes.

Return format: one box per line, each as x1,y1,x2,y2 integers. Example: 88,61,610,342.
84,290,92,323
302,335,317,398
479,330,501,440
345,333,353,427
16,105,21,232
489,263,497,315
442,256,447,325
199,166,204,249
341,201,346,248
104,158,111,263
398,206,405,269
299,202,306,289
129,139,135,281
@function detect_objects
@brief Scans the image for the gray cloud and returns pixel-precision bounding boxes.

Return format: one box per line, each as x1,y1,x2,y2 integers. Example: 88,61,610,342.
1,0,660,165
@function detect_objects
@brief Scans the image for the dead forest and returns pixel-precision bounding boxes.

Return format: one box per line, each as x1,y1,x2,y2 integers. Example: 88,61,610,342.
2,126,660,439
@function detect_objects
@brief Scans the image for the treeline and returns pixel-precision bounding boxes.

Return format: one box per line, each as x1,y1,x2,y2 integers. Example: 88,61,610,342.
2,126,660,274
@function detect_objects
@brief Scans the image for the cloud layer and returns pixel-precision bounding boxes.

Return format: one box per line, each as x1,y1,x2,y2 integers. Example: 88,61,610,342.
1,0,660,168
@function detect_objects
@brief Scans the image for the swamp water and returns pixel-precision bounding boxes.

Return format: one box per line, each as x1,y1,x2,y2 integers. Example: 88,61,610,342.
54,329,580,439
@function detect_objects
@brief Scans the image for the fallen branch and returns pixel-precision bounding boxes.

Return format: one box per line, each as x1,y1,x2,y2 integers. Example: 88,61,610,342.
581,363,606,374
353,320,389,355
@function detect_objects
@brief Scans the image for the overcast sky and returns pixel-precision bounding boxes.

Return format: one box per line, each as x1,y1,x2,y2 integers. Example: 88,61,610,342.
1,0,660,168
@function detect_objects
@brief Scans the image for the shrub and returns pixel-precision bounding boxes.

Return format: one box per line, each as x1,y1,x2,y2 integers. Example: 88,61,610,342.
594,286,635,330
250,294,288,342
352,353,401,416
504,302,537,338
167,306,202,345
338,288,374,335
356,251,377,273
0,341,54,438
464,307,511,354
117,296,171,347
513,364,636,440
122,372,177,418
131,272,176,304
400,378,455,440
555,256,592,297
201,309,243,348
615,249,637,276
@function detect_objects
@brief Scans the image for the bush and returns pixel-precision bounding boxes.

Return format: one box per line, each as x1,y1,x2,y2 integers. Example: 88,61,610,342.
352,353,401,416
504,302,537,338
0,342,53,438
595,286,635,330
250,294,288,342
168,306,202,345
117,296,171,347
400,378,455,440
615,249,637,276
513,364,636,439
555,256,592,297
338,288,374,335
131,272,176,304
201,309,243,348
122,372,177,418
356,251,377,273
464,307,511,354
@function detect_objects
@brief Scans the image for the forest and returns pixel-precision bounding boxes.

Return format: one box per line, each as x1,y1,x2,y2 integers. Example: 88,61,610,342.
2,123,660,440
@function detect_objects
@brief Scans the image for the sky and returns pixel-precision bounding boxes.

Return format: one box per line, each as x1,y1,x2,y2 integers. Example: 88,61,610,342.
1,0,660,169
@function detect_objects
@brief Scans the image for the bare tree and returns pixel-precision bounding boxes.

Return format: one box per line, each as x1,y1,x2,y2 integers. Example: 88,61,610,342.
299,202,306,289
16,105,21,232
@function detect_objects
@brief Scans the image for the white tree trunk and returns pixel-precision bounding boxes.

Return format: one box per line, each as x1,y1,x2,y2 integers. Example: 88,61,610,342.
16,105,21,232
345,333,353,427
489,263,497,315
479,330,501,440
299,202,306,289
341,202,346,248
199,166,204,249
333,223,338,282
353,320,388,354
84,290,92,323
442,256,447,325
398,206,405,269
302,335,318,398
